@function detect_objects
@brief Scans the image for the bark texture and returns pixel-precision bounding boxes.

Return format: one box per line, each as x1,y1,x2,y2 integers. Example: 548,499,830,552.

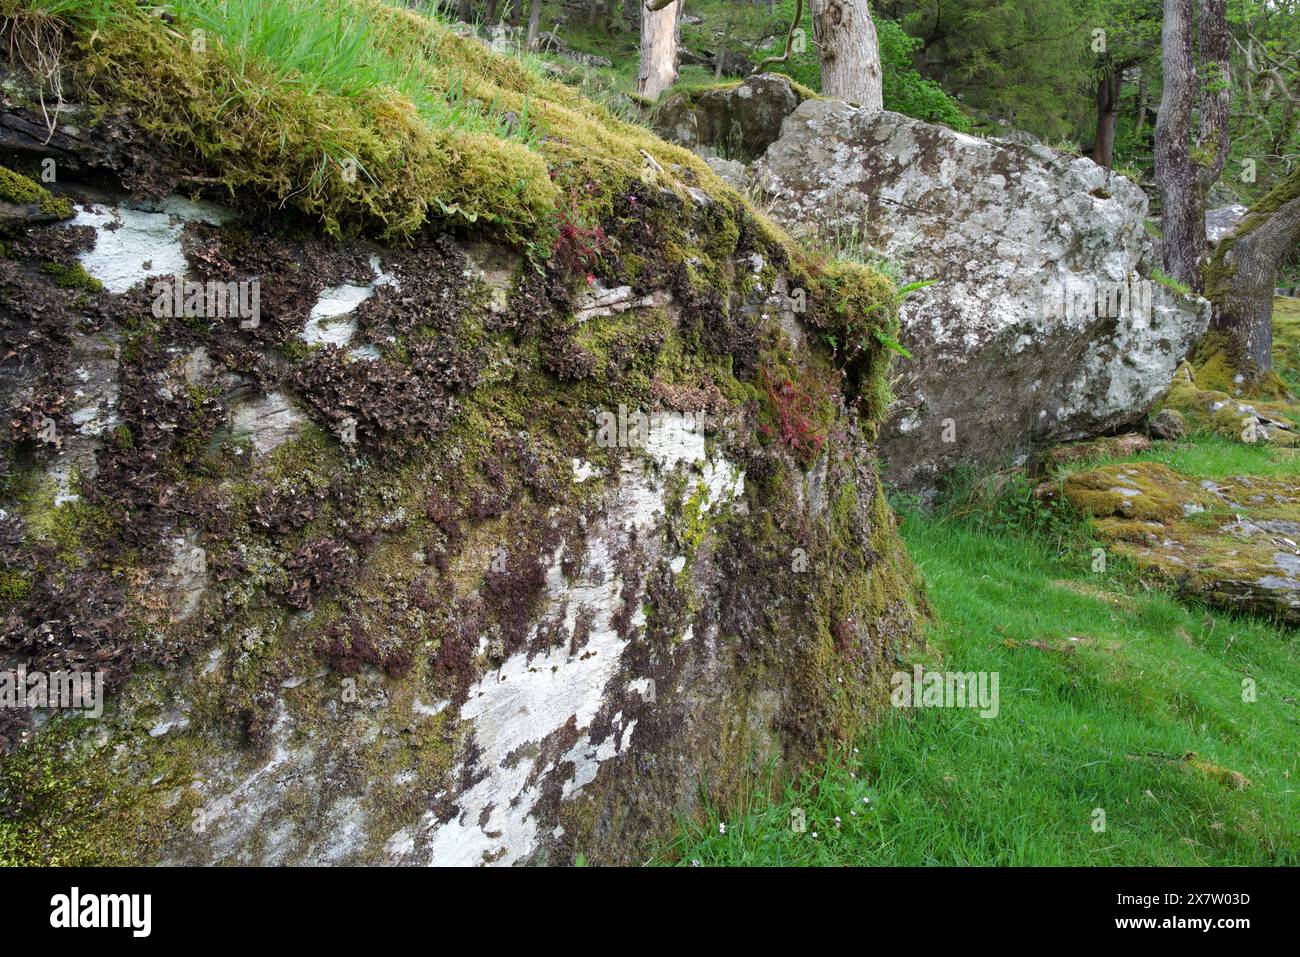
1155,0,1201,290
638,0,681,102
809,0,883,110
1205,166,1300,379
1092,69,1123,168
1154,0,1231,293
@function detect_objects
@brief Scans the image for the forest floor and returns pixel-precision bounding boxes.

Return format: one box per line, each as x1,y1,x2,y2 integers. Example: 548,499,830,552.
666,302,1300,866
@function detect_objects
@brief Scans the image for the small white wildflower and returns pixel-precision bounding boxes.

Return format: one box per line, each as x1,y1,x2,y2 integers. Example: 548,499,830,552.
691,859,700,867
811,831,818,838
719,822,726,835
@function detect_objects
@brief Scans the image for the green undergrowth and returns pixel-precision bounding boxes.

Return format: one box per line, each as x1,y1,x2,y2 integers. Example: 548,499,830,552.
1274,297,1300,396
666,508,1298,865
667,307,1300,864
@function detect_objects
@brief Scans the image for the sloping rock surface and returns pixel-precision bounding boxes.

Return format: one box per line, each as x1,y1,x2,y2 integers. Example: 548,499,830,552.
1063,462,1300,624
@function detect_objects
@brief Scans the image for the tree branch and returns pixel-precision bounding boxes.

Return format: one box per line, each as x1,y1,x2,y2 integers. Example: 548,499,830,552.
751,0,804,75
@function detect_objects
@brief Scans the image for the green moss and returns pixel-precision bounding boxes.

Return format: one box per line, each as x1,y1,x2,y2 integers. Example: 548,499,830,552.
14,471,112,564
40,260,104,292
0,164,73,219
1062,462,1215,523
1160,354,1298,447
0,708,201,866
0,570,30,605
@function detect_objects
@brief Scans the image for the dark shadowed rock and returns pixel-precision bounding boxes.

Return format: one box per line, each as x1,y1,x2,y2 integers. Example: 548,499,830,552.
652,74,808,163
1149,408,1187,441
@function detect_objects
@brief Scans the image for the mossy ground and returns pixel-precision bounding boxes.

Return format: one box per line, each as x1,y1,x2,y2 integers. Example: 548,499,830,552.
1043,301,1300,621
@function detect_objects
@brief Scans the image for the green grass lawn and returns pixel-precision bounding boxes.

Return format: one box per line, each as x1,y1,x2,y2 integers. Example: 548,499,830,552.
665,508,1299,866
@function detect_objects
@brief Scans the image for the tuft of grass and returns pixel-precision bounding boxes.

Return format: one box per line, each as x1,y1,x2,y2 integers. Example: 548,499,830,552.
1151,267,1193,298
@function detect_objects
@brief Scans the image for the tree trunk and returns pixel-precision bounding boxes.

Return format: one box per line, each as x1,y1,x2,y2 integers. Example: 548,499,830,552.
457,0,473,23
1154,0,1202,291
526,0,544,50
1195,0,1231,194
1092,68,1122,168
809,0,883,110
1133,68,1150,137
638,1,681,102
1204,165,1300,383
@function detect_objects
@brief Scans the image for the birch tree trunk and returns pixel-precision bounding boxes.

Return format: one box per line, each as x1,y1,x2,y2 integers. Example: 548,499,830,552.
1154,0,1201,290
809,0,883,110
638,1,681,102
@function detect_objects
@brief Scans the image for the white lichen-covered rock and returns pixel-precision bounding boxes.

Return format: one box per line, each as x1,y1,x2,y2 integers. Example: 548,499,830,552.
1,177,923,865
752,100,1212,491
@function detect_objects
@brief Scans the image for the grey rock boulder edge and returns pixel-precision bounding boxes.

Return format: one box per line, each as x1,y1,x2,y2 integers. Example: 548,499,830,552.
752,100,1211,493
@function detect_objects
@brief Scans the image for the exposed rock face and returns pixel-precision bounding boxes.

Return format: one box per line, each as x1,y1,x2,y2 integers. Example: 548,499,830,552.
1149,408,1187,442
652,74,809,163
751,100,1212,492
1206,204,1249,244
0,167,923,864
1063,462,1300,624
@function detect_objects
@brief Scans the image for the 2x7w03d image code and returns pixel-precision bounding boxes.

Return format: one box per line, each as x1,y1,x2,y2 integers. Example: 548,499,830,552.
0,867,1286,940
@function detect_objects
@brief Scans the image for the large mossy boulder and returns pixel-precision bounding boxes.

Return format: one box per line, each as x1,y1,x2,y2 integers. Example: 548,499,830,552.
750,100,1212,493
0,8,922,865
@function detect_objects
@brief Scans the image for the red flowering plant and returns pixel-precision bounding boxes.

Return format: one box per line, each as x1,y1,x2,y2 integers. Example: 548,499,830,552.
551,179,610,284
758,365,831,467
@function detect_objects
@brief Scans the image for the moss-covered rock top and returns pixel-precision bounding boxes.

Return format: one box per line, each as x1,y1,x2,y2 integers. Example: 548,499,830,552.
11,0,822,258
0,163,74,224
